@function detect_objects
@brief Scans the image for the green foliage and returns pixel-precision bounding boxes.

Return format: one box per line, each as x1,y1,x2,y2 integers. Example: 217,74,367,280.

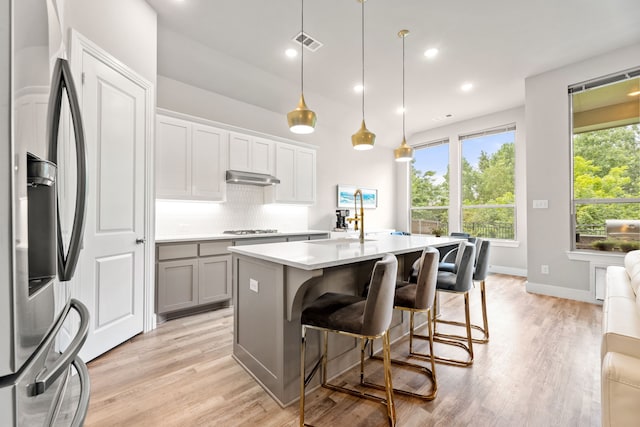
411,138,516,238
573,125,640,196
410,160,449,207
573,125,640,233
592,239,640,252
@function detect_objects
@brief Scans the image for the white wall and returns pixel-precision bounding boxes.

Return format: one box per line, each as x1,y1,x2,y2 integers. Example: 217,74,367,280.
396,107,528,275
155,185,309,236
157,76,397,233
525,42,640,301
62,0,157,86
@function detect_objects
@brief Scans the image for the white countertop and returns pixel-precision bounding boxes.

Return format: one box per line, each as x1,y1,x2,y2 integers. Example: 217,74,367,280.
155,230,330,244
228,234,463,270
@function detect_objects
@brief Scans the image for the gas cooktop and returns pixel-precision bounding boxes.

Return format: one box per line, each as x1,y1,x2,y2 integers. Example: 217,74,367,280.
223,229,278,235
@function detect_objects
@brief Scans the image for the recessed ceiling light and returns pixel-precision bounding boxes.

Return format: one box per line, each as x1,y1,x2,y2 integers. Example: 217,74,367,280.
628,90,640,96
354,84,364,93
285,48,298,58
461,82,473,92
424,48,439,59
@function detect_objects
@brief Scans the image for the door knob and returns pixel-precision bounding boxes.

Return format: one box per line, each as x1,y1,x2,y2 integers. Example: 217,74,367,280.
136,238,146,244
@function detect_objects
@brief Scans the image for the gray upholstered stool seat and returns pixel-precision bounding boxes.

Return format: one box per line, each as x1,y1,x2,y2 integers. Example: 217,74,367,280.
299,254,398,427
300,293,365,334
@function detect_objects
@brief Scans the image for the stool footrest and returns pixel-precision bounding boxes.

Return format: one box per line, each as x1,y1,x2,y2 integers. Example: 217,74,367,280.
413,332,474,367
434,318,489,344
366,353,437,400
321,382,389,405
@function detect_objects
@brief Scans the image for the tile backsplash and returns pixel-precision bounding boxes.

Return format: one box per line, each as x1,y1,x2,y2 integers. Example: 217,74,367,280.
156,184,309,236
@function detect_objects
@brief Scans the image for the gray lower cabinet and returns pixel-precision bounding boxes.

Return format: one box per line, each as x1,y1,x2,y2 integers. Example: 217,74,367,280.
156,241,232,315
157,258,198,313
198,255,232,305
156,234,328,315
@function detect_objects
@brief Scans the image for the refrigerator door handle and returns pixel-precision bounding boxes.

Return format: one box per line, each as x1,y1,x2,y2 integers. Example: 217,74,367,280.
28,299,90,397
70,356,91,427
47,57,88,282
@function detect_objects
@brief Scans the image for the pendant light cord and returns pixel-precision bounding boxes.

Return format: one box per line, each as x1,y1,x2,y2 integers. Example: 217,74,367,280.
361,0,365,120
402,32,406,141
301,0,304,94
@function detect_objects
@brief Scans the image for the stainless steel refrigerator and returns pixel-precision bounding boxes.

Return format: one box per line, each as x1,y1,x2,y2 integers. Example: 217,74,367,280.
0,0,91,424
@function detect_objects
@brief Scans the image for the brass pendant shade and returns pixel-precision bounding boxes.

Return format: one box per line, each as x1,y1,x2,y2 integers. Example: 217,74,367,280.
288,94,317,134
352,0,375,150
394,29,413,162
394,137,414,161
352,119,375,150
288,0,316,134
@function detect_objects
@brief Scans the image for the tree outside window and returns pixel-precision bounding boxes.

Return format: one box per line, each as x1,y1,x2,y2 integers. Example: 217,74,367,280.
461,129,516,240
571,73,640,252
410,141,449,235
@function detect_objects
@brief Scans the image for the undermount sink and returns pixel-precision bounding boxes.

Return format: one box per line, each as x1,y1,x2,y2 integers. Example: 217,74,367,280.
306,237,375,245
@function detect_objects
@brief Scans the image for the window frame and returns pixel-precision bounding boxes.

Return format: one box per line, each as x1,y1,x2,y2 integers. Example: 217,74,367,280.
458,124,517,241
569,68,640,252
409,138,450,236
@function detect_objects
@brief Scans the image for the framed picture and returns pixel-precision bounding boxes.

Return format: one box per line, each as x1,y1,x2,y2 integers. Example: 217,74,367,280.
337,185,378,209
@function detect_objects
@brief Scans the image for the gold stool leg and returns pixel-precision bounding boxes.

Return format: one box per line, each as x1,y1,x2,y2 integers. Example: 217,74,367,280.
435,280,489,344
299,326,306,427
463,292,474,362
382,331,396,426
321,330,328,385
413,290,474,367
426,308,437,389
480,280,489,341
364,309,438,400
409,311,415,354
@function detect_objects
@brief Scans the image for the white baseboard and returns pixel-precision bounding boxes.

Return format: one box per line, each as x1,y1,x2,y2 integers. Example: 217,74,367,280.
526,281,595,303
489,265,527,277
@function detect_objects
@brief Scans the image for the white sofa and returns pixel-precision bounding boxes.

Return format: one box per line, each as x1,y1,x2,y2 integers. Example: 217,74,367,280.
602,250,640,426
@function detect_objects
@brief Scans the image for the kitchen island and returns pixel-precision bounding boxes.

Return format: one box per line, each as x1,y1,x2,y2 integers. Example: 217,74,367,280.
228,234,462,406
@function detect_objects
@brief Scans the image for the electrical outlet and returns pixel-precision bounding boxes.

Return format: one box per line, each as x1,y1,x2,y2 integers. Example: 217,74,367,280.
249,278,259,293
541,265,549,274
533,200,549,209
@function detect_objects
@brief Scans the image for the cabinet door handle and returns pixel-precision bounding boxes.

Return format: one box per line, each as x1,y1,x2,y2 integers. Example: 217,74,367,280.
136,238,146,244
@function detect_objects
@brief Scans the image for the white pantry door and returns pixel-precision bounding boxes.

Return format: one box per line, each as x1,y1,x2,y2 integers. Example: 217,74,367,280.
76,49,146,361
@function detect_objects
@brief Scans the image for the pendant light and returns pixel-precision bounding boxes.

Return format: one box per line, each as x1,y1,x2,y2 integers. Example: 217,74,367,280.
287,0,317,134
352,0,375,150
394,29,414,162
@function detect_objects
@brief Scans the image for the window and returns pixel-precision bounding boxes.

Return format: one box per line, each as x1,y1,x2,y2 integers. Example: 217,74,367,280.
570,69,640,252
460,126,516,239
410,140,449,235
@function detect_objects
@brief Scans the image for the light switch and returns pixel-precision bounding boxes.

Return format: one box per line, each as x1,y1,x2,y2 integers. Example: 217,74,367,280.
249,278,259,293
533,199,548,209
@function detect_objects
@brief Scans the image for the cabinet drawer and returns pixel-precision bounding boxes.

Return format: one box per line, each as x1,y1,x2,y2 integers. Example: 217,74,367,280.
199,241,232,257
157,243,198,261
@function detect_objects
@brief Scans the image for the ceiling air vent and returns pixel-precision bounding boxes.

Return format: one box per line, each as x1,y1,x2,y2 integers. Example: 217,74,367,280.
293,31,323,52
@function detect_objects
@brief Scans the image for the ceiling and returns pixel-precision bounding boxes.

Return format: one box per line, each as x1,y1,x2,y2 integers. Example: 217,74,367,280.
146,0,640,147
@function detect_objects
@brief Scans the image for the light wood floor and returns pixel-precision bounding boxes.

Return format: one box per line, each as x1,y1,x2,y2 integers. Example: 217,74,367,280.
84,274,602,426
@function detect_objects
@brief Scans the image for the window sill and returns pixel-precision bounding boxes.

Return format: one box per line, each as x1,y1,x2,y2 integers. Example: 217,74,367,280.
566,250,625,263
487,239,519,248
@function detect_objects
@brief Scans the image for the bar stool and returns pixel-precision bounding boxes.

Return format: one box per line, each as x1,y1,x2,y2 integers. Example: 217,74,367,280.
299,254,398,427
364,247,439,400
437,239,492,344
415,242,476,367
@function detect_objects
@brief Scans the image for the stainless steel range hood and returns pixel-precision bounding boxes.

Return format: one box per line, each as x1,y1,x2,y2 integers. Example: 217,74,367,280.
225,170,281,186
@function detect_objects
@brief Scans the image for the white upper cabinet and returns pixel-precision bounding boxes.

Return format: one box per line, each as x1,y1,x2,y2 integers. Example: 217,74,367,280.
267,142,316,204
156,114,228,201
229,132,274,175
191,124,227,199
